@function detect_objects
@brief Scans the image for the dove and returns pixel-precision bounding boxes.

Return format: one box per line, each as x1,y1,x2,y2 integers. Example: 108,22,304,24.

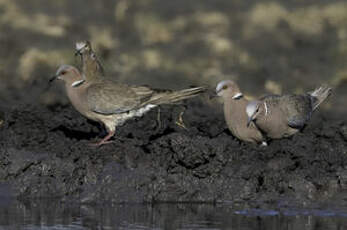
75,41,104,82
74,40,189,129
216,80,266,145
246,86,332,139
50,65,206,146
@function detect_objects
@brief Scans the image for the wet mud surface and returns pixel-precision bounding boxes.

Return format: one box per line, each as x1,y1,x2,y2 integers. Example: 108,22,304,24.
0,100,346,206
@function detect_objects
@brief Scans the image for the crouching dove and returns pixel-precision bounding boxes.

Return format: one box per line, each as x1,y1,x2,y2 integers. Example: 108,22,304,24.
216,80,266,145
50,65,207,146
246,86,332,139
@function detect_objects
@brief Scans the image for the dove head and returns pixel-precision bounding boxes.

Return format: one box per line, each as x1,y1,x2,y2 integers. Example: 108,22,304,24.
50,65,85,88
246,100,262,126
215,80,243,99
75,41,92,56
75,41,103,79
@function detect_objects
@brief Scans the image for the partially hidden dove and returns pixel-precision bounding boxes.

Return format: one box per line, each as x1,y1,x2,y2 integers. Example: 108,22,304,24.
75,41,104,82
51,65,207,146
246,86,332,139
216,80,266,145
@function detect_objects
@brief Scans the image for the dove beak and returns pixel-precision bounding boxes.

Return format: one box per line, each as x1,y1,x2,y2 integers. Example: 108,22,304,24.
247,113,256,127
216,88,224,95
247,117,252,127
75,49,82,56
49,74,61,83
209,91,219,99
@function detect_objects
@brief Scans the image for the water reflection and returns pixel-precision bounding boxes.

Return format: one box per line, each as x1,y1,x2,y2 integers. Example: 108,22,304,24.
0,199,346,230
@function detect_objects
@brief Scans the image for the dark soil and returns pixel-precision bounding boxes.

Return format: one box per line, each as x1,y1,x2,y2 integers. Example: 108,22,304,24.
0,0,347,210
0,99,346,206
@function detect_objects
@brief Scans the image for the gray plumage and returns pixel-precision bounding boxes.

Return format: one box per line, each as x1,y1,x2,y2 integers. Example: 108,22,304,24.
246,86,332,139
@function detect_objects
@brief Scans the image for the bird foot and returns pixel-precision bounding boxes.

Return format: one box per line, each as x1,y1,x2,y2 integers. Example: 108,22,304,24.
88,140,115,147
89,131,116,147
175,111,188,130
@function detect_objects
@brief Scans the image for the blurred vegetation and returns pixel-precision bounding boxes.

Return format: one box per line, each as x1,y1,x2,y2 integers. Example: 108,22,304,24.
0,0,346,116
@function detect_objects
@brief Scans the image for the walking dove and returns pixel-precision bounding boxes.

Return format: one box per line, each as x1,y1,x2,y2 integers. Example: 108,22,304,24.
75,41,104,82
74,40,190,129
51,65,206,146
246,86,332,139
216,80,266,145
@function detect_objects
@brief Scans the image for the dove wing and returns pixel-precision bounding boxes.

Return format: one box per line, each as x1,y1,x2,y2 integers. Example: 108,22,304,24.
283,95,312,129
260,94,280,100
86,81,154,115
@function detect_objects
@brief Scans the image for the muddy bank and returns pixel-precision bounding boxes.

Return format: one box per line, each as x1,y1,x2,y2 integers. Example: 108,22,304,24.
0,100,346,206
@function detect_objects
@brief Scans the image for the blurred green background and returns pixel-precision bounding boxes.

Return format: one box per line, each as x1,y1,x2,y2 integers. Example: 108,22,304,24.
0,0,346,117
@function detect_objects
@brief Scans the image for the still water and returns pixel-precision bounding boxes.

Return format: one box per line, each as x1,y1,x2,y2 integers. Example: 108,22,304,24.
0,199,346,230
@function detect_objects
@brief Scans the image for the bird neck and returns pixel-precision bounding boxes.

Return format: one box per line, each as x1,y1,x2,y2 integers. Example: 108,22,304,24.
223,96,247,118
65,81,89,114
82,54,104,81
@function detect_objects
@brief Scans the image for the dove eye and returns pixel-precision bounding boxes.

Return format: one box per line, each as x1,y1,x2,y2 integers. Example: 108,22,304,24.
222,85,228,90
61,70,67,75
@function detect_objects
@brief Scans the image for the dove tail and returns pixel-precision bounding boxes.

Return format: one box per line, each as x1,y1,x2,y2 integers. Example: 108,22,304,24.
309,86,332,110
149,86,207,105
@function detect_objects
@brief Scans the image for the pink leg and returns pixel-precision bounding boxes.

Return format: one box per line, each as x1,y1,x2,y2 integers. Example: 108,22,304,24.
90,130,115,146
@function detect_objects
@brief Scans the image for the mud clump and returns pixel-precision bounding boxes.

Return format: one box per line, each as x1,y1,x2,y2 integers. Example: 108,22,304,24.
0,101,346,206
